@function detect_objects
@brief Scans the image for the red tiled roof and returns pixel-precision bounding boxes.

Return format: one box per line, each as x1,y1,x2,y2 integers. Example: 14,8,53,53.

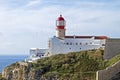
94,36,108,39
65,36,108,39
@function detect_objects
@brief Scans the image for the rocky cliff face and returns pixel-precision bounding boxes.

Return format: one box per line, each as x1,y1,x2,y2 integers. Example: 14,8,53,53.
2,62,59,80
2,62,42,80
2,62,29,80
2,50,101,80
3,49,119,80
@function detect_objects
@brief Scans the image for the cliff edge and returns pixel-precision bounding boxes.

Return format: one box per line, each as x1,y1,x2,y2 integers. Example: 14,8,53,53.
1,49,120,80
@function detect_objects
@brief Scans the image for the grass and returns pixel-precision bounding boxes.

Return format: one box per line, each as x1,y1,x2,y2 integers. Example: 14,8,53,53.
105,53,120,67
3,49,120,80
28,49,105,80
28,49,120,80
0,73,6,80
0,73,2,79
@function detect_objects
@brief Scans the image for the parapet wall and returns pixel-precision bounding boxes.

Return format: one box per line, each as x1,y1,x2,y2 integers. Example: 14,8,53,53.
104,38,120,59
96,60,120,80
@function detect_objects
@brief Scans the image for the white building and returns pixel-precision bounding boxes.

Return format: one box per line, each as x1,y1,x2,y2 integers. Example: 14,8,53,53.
26,15,108,62
48,36,107,55
47,15,107,55
25,48,47,62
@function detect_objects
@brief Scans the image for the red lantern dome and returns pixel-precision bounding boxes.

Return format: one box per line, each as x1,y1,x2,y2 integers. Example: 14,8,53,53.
57,15,65,21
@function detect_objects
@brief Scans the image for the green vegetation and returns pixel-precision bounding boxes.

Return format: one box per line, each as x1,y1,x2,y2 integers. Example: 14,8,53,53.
0,73,2,80
3,49,120,80
106,53,120,67
29,49,106,80
28,49,120,80
0,73,6,80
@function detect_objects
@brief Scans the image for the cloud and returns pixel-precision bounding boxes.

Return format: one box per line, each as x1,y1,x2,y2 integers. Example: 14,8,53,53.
0,32,3,36
0,0,120,55
25,0,42,7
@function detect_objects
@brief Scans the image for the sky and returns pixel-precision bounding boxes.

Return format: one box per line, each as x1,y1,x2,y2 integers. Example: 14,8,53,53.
0,0,120,55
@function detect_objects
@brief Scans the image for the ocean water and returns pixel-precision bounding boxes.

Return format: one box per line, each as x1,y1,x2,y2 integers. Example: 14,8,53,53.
0,55,28,73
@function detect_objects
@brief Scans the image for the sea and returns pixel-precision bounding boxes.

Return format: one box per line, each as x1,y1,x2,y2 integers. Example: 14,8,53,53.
0,55,28,73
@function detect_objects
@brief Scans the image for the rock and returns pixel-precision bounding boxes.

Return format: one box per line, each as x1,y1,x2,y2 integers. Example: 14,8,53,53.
1,62,56,80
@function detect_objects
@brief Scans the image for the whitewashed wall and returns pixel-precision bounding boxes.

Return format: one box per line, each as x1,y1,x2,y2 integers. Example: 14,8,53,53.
49,36,105,54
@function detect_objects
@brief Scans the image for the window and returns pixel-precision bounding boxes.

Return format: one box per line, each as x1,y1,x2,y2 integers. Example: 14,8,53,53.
66,42,69,45
80,48,81,49
102,44,105,46
56,21,65,26
86,43,88,45
80,43,82,45
76,43,78,45
69,48,71,49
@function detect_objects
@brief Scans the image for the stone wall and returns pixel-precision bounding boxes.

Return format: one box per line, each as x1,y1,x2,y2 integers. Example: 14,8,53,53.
96,60,120,80
104,38,120,59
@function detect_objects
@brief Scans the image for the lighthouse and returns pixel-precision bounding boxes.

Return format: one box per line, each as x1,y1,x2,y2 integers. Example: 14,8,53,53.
56,15,66,38
26,15,108,62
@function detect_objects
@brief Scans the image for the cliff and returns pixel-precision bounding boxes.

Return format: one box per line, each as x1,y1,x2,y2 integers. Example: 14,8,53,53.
0,73,3,80
1,49,120,80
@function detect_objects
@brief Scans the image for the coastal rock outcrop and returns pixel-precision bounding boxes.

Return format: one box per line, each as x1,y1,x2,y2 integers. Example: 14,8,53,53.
2,62,52,80
2,50,103,80
1,49,120,80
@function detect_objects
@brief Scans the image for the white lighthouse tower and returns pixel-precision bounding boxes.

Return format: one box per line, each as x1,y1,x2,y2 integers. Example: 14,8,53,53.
56,15,66,38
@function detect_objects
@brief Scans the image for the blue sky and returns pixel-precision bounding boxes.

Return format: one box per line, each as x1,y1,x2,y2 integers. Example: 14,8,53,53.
0,0,120,55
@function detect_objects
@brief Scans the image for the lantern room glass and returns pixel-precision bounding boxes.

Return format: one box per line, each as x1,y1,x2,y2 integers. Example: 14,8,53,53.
56,20,65,26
